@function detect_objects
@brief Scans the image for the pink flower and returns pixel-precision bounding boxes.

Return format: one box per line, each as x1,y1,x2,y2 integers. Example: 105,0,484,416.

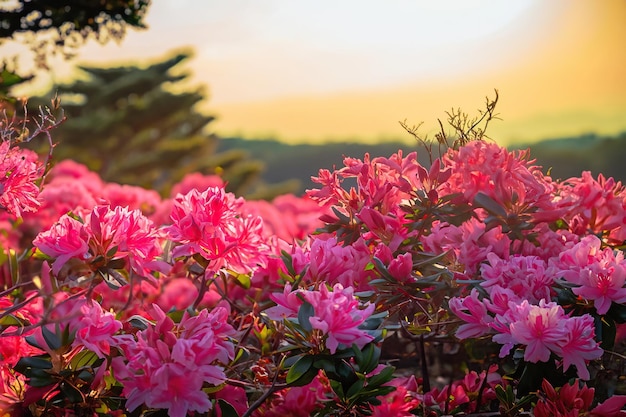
0,141,42,217
112,304,236,416
508,300,566,363
33,215,91,275
371,376,421,417
306,283,375,353
449,289,493,339
74,301,122,358
554,315,602,380
170,172,224,197
103,183,162,217
35,205,167,282
265,283,303,320
481,253,556,303
302,236,376,290
555,235,626,314
166,187,270,274
266,283,375,354
148,363,213,417
440,141,557,219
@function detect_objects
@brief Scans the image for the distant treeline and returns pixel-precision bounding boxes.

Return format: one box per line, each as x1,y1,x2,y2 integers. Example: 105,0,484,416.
217,131,626,195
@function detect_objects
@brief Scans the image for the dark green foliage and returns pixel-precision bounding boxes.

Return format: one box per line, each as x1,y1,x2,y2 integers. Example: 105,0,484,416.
0,0,150,66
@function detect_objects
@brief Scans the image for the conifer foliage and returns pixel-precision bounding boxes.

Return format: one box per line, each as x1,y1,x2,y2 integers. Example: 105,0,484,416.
32,51,278,196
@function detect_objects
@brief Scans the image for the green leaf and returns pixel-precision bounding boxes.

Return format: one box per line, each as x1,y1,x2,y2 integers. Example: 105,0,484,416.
70,350,99,369
358,343,381,374
41,326,62,350
24,335,43,349
217,399,240,417
360,311,387,331
235,274,251,289
0,314,27,328
608,302,626,324
60,381,85,403
128,315,152,330
313,357,336,374
15,356,53,373
286,355,314,385
366,366,395,388
473,192,507,218
297,301,314,332
27,376,56,387
345,378,365,399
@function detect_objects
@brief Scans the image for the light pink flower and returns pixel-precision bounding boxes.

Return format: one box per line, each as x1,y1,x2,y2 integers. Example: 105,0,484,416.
481,253,556,303
555,235,626,314
449,289,493,339
554,314,602,380
509,300,566,363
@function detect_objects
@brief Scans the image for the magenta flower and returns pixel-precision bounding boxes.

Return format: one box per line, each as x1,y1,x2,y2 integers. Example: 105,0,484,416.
0,141,43,217
74,301,123,358
112,304,236,416
449,289,493,339
33,215,91,275
307,283,376,353
34,205,167,283
166,187,270,274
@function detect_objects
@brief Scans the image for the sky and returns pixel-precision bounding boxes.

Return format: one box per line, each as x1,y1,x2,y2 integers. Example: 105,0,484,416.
5,0,626,146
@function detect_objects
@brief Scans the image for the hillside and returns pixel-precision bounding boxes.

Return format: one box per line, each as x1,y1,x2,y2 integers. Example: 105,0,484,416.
218,131,626,195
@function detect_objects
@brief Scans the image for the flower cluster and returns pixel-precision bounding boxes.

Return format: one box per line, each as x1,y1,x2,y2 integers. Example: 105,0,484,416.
33,204,166,283
0,140,43,217
112,304,236,417
2,132,626,416
266,282,375,353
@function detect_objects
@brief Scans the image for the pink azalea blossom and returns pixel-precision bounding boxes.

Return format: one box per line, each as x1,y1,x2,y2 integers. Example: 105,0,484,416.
0,141,43,217
34,205,167,282
302,236,376,290
508,300,566,363
74,301,123,358
306,283,375,353
370,375,421,417
33,215,91,275
166,187,270,274
112,304,236,416
266,283,375,353
481,253,556,303
554,314,603,380
449,289,494,339
554,235,626,314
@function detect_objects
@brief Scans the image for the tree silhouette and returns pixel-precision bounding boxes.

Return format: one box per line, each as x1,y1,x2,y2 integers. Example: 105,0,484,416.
0,0,151,67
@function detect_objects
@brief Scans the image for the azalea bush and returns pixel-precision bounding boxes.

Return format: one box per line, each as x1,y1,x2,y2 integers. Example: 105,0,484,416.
1,98,626,417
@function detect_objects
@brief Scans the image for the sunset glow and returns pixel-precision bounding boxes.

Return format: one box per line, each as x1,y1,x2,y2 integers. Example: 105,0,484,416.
4,0,626,145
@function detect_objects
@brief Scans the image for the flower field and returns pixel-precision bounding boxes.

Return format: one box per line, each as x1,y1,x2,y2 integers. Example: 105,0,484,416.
1,109,626,416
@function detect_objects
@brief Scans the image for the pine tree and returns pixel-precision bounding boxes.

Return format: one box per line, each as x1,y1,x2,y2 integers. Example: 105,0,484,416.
30,51,295,197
